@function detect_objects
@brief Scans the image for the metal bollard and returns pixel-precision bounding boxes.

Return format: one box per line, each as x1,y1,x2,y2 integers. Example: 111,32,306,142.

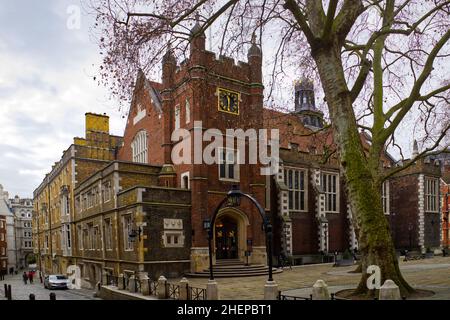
29,294,35,300
49,292,56,300
4,283,7,297
7,285,12,300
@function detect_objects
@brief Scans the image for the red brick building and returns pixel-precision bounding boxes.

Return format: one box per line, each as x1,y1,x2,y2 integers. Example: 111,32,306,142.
34,21,444,283
440,157,450,248
114,22,443,274
0,215,7,274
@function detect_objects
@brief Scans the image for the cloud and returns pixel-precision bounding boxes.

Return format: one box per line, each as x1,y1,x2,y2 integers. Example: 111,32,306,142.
0,0,125,198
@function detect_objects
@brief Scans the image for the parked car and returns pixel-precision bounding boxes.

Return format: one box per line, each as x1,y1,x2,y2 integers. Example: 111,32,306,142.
44,275,69,290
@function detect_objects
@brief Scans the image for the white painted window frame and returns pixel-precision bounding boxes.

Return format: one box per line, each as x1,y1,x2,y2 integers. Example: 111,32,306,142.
218,147,240,182
321,171,340,213
284,167,308,212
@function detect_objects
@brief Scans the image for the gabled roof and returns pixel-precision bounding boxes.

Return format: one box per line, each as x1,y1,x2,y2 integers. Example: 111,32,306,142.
129,69,163,115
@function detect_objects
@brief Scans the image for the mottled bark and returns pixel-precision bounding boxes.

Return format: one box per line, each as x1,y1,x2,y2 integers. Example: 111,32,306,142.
312,45,414,296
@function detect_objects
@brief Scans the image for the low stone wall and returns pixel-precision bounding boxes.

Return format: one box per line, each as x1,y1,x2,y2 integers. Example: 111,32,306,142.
100,285,156,300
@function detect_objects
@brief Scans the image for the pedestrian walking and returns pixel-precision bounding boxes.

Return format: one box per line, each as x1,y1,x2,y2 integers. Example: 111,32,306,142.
28,271,34,284
22,271,28,284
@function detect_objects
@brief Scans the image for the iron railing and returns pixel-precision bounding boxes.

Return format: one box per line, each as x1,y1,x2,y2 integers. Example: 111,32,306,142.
278,292,312,300
165,282,180,299
330,293,350,300
188,285,207,300
149,280,158,296
134,277,141,293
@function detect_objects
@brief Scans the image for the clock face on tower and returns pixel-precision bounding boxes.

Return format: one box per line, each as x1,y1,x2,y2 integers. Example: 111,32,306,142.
218,88,240,115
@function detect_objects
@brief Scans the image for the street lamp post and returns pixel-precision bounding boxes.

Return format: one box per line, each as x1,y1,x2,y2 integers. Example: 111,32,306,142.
408,223,413,251
206,185,273,282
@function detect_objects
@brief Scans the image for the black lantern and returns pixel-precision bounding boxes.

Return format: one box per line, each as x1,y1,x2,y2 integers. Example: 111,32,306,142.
227,185,242,207
128,227,142,242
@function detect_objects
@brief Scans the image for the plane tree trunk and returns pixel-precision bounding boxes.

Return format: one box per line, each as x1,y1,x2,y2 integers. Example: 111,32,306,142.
313,45,415,296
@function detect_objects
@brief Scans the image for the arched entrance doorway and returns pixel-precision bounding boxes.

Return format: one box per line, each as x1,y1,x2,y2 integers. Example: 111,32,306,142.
214,208,249,262
215,216,238,259
25,253,37,267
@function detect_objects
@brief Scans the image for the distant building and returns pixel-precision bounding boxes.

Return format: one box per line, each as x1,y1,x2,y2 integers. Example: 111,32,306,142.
437,150,450,248
0,214,7,274
8,195,34,269
0,184,16,273
33,113,123,277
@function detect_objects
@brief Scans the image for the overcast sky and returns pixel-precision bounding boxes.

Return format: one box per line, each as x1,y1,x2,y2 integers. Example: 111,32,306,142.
0,1,430,199
0,0,125,198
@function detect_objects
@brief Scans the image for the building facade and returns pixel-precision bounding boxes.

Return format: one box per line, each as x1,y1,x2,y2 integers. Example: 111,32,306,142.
439,153,450,248
8,196,34,269
33,26,443,285
0,185,16,273
0,214,7,274
32,113,123,276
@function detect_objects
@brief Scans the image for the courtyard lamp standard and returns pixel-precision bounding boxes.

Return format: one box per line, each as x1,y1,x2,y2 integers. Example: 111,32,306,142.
206,185,274,282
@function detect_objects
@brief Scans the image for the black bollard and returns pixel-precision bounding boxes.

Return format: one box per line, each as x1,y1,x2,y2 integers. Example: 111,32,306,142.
49,292,56,300
29,294,35,300
4,283,7,297
7,285,12,300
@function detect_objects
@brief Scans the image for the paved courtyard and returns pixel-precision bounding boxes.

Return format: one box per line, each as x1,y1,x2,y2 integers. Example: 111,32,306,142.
0,273,99,300
183,256,450,300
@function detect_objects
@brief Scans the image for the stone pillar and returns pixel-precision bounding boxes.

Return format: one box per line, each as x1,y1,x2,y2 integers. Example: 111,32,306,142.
379,280,401,300
179,277,189,300
206,279,219,300
141,275,150,296
95,282,102,297
102,272,108,285
128,275,136,293
312,280,330,300
264,280,279,300
157,275,167,299
118,274,125,290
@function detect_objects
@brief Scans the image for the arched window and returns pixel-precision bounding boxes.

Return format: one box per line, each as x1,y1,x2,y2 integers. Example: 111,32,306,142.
131,131,148,163
185,99,191,124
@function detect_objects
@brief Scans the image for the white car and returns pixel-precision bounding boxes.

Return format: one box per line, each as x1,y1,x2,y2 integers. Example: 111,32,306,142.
44,275,69,290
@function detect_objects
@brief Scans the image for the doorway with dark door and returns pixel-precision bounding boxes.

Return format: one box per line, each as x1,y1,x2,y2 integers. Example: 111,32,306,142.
215,216,238,260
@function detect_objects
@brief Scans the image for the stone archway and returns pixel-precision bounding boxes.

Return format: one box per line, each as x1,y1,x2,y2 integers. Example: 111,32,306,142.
25,253,37,267
214,208,250,263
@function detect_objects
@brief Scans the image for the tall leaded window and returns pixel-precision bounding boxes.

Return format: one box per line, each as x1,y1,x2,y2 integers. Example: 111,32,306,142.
87,223,94,250
175,105,181,130
77,225,83,250
284,168,307,211
94,226,100,250
61,193,70,216
131,131,148,163
382,181,390,215
104,218,112,250
425,177,439,212
66,225,71,249
123,214,133,251
185,99,191,124
321,172,339,212
218,148,239,181
102,181,111,203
